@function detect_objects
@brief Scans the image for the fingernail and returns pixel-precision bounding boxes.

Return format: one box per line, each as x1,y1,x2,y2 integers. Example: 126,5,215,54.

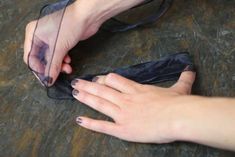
71,79,79,86
43,76,53,85
72,89,79,96
184,65,196,72
92,76,99,82
76,117,82,125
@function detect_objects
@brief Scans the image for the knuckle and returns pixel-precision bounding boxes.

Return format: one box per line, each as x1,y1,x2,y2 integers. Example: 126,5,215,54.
91,85,101,95
92,99,104,110
94,85,107,96
85,120,92,128
122,94,133,103
96,76,105,84
141,84,152,90
76,81,85,89
106,73,118,82
132,83,142,92
180,80,192,87
78,91,88,100
89,122,105,132
97,124,107,132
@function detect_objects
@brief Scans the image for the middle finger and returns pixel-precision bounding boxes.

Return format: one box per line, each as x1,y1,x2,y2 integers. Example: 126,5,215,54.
71,79,123,105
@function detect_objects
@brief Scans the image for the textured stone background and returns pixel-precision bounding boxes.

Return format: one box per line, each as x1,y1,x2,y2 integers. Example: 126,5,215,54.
0,0,235,157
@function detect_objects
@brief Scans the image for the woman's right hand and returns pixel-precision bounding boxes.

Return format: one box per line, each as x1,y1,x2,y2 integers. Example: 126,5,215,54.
23,1,104,86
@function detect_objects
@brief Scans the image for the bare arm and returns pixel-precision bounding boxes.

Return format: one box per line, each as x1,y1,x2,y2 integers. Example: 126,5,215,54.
175,96,235,151
75,0,145,24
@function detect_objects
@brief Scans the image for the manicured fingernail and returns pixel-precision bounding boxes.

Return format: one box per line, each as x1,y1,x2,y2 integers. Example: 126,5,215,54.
71,79,79,86
76,117,82,125
92,76,99,82
43,76,53,85
184,65,196,72
72,89,79,96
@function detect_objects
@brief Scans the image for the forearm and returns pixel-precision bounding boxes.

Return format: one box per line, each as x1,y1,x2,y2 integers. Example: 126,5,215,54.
75,0,145,25
174,96,235,151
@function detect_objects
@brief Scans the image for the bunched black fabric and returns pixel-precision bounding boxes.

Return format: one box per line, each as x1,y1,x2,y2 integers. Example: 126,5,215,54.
47,52,195,100
27,0,75,87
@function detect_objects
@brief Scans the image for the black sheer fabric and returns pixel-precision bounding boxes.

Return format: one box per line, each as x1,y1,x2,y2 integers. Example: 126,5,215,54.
47,52,195,100
27,0,192,100
28,0,74,87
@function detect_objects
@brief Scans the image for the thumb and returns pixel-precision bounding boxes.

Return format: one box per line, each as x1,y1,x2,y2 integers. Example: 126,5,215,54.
171,71,196,95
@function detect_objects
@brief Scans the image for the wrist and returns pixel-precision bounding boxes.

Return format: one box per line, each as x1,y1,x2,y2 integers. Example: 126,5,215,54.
74,0,145,26
172,96,235,150
168,96,202,142
151,96,199,143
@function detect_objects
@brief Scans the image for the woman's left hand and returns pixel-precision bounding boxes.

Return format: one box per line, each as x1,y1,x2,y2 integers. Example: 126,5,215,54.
71,71,195,143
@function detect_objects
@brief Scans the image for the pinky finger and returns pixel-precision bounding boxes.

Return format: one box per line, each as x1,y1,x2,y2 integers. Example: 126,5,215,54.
76,116,120,137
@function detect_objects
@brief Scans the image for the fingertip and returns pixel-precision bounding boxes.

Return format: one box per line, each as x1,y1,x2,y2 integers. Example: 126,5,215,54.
45,62,62,87
75,116,118,136
171,71,196,95
76,116,83,125
75,116,90,127
104,73,140,94
63,55,71,64
180,71,196,83
61,63,72,74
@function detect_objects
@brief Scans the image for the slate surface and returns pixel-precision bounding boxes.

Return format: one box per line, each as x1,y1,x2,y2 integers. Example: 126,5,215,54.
0,0,234,157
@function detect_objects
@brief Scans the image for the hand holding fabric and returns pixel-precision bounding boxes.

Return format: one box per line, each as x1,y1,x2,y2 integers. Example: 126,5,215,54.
71,72,195,143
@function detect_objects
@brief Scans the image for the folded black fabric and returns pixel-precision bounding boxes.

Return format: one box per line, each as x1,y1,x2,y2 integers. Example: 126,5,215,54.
47,52,195,100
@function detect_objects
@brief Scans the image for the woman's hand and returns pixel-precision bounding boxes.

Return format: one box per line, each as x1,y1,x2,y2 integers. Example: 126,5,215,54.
71,72,235,151
23,1,102,86
23,0,145,86
71,71,196,143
